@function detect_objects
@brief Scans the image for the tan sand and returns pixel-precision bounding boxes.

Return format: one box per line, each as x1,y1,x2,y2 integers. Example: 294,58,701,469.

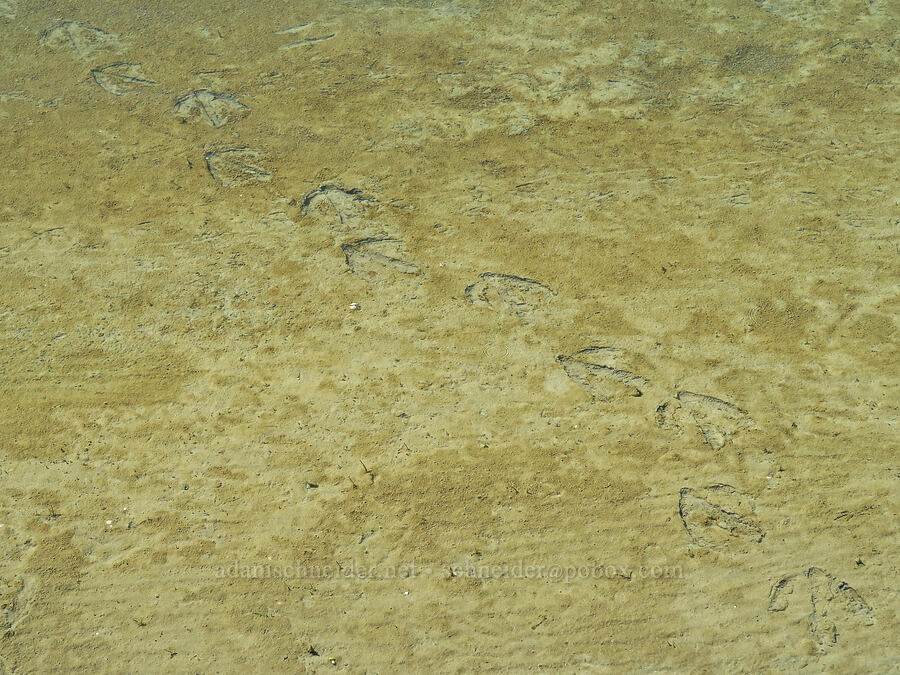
0,0,897,671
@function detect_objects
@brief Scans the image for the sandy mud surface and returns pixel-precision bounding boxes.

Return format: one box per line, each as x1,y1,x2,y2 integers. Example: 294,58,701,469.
1,0,897,671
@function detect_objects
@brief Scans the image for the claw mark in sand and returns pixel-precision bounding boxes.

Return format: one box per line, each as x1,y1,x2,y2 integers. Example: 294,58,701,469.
341,237,421,279
91,63,156,96
205,148,272,187
678,484,764,552
557,346,648,399
40,21,119,58
768,567,875,654
465,273,554,319
657,391,752,449
174,90,249,127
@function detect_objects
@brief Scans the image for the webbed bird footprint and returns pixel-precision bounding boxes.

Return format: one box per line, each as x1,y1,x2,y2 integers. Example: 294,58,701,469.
92,63,157,96
341,237,421,280
768,567,875,654
301,184,376,235
204,148,272,187
657,391,753,449
678,484,764,552
40,20,120,58
464,272,554,319
174,90,249,127
557,346,648,399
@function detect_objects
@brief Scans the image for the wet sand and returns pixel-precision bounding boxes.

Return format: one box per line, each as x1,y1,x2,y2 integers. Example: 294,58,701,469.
1,0,897,671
